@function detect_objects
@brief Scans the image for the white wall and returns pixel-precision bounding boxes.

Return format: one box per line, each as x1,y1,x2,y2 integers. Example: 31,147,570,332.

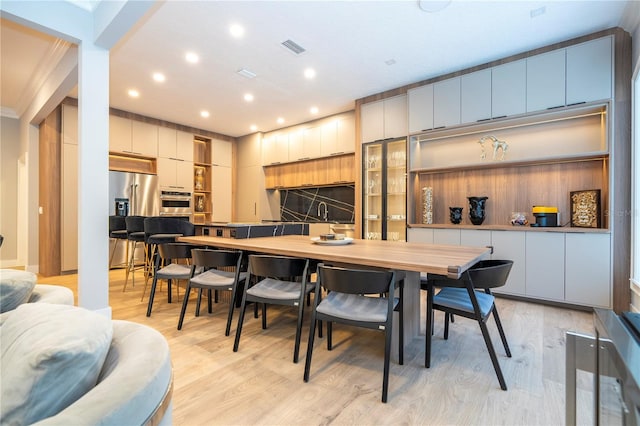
0,116,20,266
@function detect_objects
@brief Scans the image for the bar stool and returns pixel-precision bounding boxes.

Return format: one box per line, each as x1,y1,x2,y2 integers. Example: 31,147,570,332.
108,215,128,269
142,217,195,301
123,215,146,292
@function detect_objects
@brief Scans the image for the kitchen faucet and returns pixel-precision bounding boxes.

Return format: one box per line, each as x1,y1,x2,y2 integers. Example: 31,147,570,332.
317,201,328,221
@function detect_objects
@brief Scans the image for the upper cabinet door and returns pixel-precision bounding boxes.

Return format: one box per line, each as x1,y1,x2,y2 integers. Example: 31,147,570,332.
131,121,158,157
335,115,355,154
158,127,177,159
433,77,461,129
176,130,194,162
383,94,407,139
491,59,526,118
262,133,289,165
361,100,384,143
408,84,434,133
109,116,132,153
566,36,613,105
526,49,566,112
319,122,337,157
212,138,232,167
301,127,321,160
288,128,305,161
461,69,491,124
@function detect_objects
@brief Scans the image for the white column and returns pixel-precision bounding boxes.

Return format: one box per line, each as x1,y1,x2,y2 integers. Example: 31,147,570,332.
77,40,111,317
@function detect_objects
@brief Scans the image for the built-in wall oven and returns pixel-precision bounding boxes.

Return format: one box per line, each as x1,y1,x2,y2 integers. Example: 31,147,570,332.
159,190,192,221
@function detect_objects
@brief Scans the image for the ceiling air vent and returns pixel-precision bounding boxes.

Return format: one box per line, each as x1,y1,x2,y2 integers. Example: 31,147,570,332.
281,39,306,55
237,68,257,79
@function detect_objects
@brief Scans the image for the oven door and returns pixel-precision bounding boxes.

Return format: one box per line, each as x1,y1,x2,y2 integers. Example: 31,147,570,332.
160,191,192,217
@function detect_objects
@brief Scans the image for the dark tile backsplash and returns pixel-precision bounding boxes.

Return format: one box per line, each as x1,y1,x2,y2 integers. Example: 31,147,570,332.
280,186,355,223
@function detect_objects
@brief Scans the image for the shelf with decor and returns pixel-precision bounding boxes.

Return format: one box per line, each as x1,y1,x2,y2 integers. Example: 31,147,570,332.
408,102,609,231
193,137,212,223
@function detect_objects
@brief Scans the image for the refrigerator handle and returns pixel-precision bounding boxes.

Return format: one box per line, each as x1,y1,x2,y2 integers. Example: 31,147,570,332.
130,183,136,216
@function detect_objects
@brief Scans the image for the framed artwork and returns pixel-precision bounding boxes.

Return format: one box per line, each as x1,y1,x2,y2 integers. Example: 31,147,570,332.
570,189,601,228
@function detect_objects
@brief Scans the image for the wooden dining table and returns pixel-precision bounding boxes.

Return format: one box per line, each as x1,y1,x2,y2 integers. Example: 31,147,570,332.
178,234,491,351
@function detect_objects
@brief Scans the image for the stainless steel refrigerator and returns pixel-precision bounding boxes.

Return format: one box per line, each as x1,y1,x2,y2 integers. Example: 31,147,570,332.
109,171,159,268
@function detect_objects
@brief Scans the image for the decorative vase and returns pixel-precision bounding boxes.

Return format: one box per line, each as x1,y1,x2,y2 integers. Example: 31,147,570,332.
194,168,204,191
422,187,433,224
449,207,463,224
468,196,488,225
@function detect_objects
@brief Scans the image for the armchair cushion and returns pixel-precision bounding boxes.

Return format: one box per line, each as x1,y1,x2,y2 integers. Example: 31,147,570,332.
0,303,113,425
0,269,37,313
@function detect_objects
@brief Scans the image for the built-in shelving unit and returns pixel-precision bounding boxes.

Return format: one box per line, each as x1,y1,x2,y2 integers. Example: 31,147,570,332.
193,137,212,225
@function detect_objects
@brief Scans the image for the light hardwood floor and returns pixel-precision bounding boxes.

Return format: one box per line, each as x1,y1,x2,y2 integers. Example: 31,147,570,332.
38,268,594,425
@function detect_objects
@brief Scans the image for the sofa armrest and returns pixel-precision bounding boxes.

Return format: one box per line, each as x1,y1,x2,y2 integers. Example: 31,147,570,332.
33,320,173,426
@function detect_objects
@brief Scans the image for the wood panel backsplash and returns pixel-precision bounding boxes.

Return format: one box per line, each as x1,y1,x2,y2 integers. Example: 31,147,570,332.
412,158,608,228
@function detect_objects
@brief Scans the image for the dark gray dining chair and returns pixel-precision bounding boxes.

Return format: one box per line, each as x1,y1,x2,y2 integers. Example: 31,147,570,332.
304,264,402,403
422,259,513,390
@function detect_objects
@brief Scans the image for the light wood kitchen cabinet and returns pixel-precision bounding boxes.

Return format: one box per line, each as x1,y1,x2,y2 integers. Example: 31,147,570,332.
566,36,612,105
461,69,491,123
158,127,193,162
491,230,526,296
109,117,158,157
361,95,407,142
212,165,232,222
326,154,355,184
433,77,461,128
109,115,132,153
408,84,434,134
565,232,611,307
212,138,232,167
264,154,355,189
262,132,289,165
157,157,193,191
491,59,526,118
526,49,566,112
525,232,565,301
131,121,158,157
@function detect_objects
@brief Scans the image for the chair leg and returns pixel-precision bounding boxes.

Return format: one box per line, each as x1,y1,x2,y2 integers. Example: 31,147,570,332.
261,303,267,329
109,238,118,269
214,289,219,303
303,312,318,382
327,322,333,350
233,293,249,353
398,283,404,365
382,324,392,403
425,285,433,368
208,289,213,313
195,288,203,316
492,307,512,357
444,312,450,340
177,284,192,330
124,241,136,292
478,319,508,390
293,301,305,363
146,272,160,317
167,279,172,304
225,281,242,337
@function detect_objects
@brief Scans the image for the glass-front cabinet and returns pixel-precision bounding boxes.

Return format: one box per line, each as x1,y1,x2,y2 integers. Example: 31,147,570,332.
363,138,407,241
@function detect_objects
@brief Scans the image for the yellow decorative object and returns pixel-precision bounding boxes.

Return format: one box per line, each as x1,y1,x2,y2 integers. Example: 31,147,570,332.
532,206,558,214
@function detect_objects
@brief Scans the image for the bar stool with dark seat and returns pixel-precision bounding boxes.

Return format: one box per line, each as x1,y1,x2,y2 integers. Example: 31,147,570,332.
108,215,128,269
123,215,147,292
142,217,196,300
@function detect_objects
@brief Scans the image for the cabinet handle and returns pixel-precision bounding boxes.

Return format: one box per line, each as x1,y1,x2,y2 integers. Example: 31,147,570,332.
546,105,564,110
491,115,507,120
486,245,494,255
298,157,310,161
476,118,491,122
421,128,433,132
433,126,445,130
330,151,345,156
567,102,586,107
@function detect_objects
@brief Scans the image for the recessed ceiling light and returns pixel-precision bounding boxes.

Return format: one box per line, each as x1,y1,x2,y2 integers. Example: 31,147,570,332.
277,117,285,125
244,93,254,102
229,24,245,38
200,110,210,118
310,106,319,114
250,124,258,132
304,68,316,79
237,68,257,79
152,72,165,82
127,89,139,98
185,51,199,64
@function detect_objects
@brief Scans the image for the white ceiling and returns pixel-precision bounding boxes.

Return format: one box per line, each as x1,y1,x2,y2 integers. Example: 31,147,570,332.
1,1,635,138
